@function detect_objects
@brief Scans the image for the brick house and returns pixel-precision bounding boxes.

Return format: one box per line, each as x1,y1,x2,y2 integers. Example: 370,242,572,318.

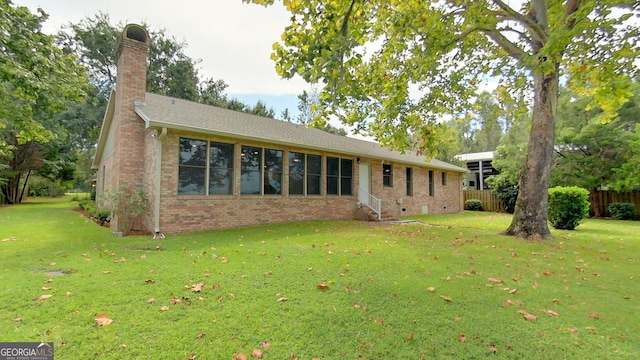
92,24,467,235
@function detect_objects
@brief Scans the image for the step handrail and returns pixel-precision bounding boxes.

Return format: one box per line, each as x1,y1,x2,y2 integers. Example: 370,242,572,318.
357,187,381,221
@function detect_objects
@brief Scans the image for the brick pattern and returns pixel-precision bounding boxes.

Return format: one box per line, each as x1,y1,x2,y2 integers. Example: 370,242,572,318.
146,132,462,234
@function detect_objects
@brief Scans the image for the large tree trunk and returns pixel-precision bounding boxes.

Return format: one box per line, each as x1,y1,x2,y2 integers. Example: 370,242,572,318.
503,68,559,240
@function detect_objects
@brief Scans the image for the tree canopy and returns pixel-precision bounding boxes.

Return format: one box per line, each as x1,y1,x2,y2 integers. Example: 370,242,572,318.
1,1,87,204
247,0,639,240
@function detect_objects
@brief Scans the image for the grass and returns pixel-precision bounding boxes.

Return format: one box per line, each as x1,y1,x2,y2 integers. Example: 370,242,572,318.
1,196,639,359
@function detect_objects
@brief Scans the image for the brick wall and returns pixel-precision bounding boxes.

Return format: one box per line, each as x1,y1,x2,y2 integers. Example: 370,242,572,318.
149,132,462,234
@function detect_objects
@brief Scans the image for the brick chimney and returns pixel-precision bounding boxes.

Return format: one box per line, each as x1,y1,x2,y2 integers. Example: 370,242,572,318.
108,24,149,233
111,24,149,190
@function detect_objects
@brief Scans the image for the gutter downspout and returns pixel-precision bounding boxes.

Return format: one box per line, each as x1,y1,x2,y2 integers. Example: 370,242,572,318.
154,127,167,239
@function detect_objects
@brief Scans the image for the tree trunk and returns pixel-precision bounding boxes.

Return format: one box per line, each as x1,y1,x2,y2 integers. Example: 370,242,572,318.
590,188,601,217
503,68,559,240
18,169,32,204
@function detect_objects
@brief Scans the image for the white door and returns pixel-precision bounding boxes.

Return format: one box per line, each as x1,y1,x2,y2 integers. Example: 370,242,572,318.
359,163,370,195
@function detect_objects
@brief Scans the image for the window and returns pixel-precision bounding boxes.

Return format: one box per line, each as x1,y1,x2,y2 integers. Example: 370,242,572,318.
179,138,234,196
406,167,413,196
428,170,434,197
209,142,234,195
307,154,321,195
341,158,353,195
241,146,262,195
240,146,283,195
178,138,207,195
442,171,447,186
289,152,305,195
264,149,283,194
383,164,393,187
289,152,321,196
326,157,353,195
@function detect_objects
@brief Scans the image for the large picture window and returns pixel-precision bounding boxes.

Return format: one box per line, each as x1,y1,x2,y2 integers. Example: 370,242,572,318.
307,154,321,195
241,146,262,195
241,146,283,195
209,142,234,195
264,149,283,194
327,157,352,195
179,138,234,196
178,138,207,195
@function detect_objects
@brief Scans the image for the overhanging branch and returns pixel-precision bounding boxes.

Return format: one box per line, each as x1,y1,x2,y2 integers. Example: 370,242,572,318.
491,0,547,44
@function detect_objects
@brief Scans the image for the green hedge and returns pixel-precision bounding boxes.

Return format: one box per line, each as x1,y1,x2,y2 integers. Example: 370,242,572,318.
465,199,483,211
607,203,639,220
548,186,590,230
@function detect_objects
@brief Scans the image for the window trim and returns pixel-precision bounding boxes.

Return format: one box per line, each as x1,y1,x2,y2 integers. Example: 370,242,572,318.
383,164,393,187
406,167,413,197
326,156,353,196
428,170,435,197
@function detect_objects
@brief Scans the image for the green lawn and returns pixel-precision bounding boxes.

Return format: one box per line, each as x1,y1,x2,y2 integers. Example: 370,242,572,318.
1,197,638,359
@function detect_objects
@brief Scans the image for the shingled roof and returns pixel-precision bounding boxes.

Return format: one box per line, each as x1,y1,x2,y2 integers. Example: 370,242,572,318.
135,92,467,172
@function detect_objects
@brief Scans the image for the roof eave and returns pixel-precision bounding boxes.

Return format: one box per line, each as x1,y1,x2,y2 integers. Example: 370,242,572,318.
91,89,116,169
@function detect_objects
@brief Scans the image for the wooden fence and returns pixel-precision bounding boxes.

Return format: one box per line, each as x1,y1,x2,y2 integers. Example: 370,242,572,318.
464,189,640,217
464,190,504,212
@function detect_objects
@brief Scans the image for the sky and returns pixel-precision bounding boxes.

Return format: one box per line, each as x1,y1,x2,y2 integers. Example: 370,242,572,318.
15,0,310,120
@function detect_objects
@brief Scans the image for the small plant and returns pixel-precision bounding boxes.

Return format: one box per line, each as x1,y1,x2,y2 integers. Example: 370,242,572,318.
548,186,590,230
607,203,639,220
100,186,149,234
465,199,483,211
78,200,111,225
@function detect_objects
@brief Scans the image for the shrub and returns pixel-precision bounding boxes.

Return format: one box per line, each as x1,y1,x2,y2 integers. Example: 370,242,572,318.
465,199,483,211
101,186,149,234
607,203,639,220
78,200,111,225
548,186,590,230
486,175,518,213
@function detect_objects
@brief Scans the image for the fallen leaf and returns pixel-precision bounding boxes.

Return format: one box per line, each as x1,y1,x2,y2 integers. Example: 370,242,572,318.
427,287,436,292
502,300,514,308
147,298,156,304
440,295,453,302
406,332,414,342
95,313,113,326
587,313,601,319
508,289,518,294
488,277,503,284
44,279,53,283
316,284,329,291
251,349,263,358
102,271,111,274
121,344,127,349
234,353,248,360
145,279,155,284
48,262,56,266
353,302,361,309
140,255,146,259
171,298,182,305
12,318,22,322
546,310,560,317
41,286,52,291
543,270,553,276
552,298,562,304
261,342,272,349
489,343,498,354
196,333,205,339
458,334,467,343
585,327,597,333
39,294,52,300
374,318,384,324
518,310,537,321
190,283,205,292
160,306,170,311
290,355,298,360
66,291,72,297
277,297,288,302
